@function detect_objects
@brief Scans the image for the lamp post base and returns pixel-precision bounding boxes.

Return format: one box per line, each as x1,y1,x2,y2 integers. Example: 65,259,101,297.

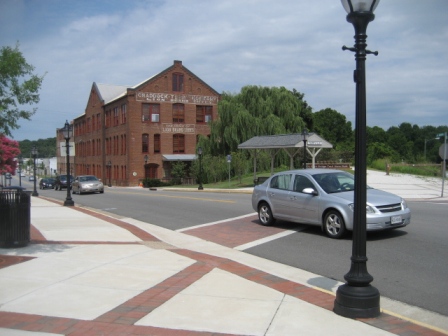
334,284,380,318
64,199,74,206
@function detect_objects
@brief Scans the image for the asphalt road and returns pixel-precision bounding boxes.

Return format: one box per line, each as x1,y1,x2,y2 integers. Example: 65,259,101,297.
11,177,448,316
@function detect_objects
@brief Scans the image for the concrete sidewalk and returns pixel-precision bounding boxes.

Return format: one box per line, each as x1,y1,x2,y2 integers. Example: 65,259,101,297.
162,169,448,201
0,172,447,335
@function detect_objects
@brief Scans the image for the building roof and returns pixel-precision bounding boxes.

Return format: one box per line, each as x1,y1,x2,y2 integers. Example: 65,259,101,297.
238,133,333,149
95,83,129,104
90,60,220,108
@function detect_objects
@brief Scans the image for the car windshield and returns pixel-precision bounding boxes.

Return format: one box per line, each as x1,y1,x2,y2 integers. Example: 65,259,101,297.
312,172,355,194
79,176,98,182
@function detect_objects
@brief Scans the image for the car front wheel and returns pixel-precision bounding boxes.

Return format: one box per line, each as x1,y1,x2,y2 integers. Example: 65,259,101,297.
323,210,346,239
258,202,276,226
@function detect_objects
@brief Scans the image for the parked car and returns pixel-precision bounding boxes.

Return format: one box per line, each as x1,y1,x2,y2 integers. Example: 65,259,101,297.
71,175,104,194
251,169,411,239
39,178,56,189
54,175,74,190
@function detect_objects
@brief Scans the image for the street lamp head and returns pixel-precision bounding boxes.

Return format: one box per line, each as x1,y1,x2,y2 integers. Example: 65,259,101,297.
31,146,38,157
18,154,23,164
62,120,72,140
198,147,203,156
301,128,309,141
341,0,380,14
106,160,112,168
144,155,148,164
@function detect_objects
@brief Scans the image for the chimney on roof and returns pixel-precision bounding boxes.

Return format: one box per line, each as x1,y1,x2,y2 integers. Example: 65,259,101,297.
174,60,182,66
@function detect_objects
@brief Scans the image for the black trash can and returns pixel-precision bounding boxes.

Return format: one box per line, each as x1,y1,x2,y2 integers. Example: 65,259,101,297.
0,190,31,248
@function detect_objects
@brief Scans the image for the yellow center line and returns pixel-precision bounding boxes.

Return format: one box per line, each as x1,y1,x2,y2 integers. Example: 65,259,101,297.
108,189,236,203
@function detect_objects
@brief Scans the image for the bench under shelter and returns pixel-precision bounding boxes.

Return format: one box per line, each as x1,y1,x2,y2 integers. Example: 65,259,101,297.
238,133,334,181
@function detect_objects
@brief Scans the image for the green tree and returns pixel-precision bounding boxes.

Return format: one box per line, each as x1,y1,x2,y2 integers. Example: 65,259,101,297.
0,43,45,136
19,137,56,158
231,151,249,183
171,161,186,184
207,86,308,156
313,108,353,148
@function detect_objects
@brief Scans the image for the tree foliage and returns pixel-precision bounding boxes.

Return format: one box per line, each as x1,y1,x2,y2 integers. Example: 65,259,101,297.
205,86,310,156
19,137,56,158
0,134,20,174
0,43,45,136
313,108,353,148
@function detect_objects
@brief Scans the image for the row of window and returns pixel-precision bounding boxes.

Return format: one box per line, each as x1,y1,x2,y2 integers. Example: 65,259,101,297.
141,104,213,123
142,133,185,153
75,102,213,136
76,133,195,157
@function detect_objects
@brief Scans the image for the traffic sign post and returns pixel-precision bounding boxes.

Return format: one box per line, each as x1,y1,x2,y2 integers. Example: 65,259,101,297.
227,155,232,188
437,133,447,197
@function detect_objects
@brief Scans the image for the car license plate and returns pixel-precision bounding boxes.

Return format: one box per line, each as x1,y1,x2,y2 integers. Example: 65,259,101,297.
391,215,402,225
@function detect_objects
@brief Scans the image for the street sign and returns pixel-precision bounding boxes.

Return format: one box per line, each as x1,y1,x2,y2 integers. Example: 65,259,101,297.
439,143,448,159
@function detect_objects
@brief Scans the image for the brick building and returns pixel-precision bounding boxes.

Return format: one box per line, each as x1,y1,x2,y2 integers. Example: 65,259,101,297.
70,60,220,186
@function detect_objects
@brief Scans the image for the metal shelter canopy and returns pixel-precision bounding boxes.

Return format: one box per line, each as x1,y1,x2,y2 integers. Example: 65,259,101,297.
238,133,333,177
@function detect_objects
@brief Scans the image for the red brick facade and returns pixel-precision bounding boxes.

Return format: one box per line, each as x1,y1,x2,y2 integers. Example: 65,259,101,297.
67,60,220,186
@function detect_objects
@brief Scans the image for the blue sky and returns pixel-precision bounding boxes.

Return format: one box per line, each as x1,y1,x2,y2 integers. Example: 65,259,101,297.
1,0,447,141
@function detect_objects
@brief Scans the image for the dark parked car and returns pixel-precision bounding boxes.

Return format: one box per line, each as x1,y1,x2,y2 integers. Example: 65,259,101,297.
54,175,74,190
252,169,411,239
39,178,56,189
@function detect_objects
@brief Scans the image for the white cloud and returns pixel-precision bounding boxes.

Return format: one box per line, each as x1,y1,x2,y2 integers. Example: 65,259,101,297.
1,0,447,140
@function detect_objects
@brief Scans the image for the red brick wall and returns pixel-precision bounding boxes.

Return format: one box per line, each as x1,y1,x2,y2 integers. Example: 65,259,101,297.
66,61,220,186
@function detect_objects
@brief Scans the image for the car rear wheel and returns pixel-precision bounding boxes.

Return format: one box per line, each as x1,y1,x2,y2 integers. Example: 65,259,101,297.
258,202,276,226
323,210,346,239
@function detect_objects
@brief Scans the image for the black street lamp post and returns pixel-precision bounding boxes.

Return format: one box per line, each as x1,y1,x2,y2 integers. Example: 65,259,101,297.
198,147,203,190
18,155,23,187
62,120,74,206
31,146,39,197
106,161,112,187
302,128,309,169
334,0,380,319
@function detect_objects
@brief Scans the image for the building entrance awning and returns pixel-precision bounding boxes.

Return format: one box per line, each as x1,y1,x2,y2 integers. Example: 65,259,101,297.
162,154,197,161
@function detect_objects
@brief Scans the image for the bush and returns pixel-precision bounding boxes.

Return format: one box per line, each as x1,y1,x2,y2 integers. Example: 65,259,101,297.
142,178,170,188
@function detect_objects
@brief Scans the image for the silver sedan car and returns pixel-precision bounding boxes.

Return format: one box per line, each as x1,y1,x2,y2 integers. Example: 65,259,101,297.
252,169,411,239
71,175,104,194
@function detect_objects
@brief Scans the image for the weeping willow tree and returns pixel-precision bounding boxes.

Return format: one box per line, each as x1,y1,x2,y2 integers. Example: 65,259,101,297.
199,86,311,156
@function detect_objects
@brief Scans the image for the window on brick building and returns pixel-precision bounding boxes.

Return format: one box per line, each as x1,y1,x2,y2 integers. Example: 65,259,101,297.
154,134,160,153
114,107,119,126
172,104,184,123
142,103,160,123
142,133,149,153
97,113,101,130
196,106,213,123
172,73,184,92
121,104,127,124
173,134,185,153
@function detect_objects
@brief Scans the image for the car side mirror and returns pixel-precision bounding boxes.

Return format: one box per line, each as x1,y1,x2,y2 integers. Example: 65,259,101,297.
303,188,318,196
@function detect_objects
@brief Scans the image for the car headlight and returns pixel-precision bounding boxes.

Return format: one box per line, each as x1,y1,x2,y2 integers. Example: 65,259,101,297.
348,203,376,214
366,204,376,214
401,199,408,210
